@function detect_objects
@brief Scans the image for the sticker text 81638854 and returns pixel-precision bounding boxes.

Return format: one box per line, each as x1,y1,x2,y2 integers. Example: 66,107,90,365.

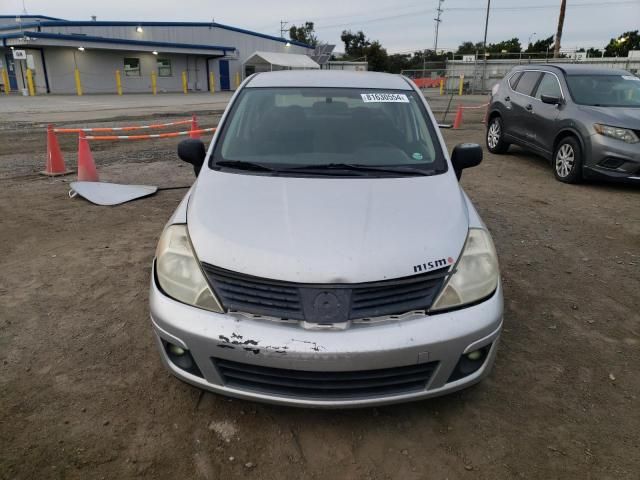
361,93,410,103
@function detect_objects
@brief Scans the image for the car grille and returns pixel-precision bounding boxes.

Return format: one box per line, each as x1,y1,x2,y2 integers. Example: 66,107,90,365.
202,264,448,323
213,358,438,399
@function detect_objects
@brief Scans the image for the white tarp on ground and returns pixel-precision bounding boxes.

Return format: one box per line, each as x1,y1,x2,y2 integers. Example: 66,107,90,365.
244,51,320,70
69,182,157,206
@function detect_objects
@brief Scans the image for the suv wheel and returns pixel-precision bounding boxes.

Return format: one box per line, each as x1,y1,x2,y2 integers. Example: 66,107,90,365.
553,137,583,183
486,117,509,154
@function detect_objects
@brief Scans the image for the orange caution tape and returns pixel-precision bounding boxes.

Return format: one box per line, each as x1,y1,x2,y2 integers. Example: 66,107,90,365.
85,127,216,141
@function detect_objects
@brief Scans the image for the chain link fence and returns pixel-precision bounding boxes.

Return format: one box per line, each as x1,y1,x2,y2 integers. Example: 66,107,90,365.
404,55,640,95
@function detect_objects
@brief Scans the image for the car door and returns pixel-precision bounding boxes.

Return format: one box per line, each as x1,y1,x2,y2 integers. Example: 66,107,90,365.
527,72,564,156
507,71,542,144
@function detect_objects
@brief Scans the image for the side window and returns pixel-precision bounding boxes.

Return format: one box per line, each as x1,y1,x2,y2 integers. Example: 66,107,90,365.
514,71,541,96
124,58,141,77
508,72,523,89
535,73,562,99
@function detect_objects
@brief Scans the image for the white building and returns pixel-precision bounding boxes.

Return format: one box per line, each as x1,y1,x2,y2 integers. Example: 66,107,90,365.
0,14,314,94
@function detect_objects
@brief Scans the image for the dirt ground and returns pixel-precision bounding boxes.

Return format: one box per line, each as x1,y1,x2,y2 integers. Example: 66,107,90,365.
0,102,638,480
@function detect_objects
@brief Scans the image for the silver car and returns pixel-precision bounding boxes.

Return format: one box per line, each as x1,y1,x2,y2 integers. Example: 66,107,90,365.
150,71,503,408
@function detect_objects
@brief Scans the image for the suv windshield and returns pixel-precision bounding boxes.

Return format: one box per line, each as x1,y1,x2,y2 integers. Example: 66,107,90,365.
211,87,446,176
565,74,640,107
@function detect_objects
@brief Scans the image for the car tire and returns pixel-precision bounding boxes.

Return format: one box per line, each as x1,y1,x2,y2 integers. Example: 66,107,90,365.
486,116,509,154
553,136,583,183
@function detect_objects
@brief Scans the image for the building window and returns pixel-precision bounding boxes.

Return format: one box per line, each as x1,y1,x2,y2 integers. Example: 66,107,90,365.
157,58,172,77
124,58,141,76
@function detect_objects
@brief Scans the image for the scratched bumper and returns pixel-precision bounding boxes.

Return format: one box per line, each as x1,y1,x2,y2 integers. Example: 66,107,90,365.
149,264,503,408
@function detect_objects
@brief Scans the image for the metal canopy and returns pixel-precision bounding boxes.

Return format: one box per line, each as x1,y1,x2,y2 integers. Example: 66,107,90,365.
244,51,320,70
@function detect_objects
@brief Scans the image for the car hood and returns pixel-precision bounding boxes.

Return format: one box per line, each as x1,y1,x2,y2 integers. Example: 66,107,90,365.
187,171,469,284
577,105,640,130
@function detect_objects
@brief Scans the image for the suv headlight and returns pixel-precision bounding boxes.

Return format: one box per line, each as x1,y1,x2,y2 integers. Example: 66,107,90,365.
594,124,639,144
155,224,224,313
431,228,499,311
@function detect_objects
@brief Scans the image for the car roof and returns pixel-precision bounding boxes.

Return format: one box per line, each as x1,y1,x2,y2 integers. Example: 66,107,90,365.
246,70,414,90
516,63,631,76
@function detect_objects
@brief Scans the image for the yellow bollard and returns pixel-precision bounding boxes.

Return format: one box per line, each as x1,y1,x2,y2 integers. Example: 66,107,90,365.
26,68,36,96
182,71,188,94
235,71,240,88
115,69,122,95
2,68,11,94
74,68,83,96
151,71,157,95
439,78,444,96
458,74,464,96
209,71,215,94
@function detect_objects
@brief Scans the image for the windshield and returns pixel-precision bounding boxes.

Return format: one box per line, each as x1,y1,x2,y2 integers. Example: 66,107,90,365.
565,74,640,107
211,87,446,176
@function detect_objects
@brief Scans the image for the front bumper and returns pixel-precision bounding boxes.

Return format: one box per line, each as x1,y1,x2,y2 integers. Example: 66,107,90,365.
149,265,504,408
585,133,640,181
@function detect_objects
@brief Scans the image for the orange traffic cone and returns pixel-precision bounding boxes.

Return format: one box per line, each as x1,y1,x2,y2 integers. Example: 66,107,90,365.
41,124,72,176
77,132,99,182
453,105,463,129
189,113,201,139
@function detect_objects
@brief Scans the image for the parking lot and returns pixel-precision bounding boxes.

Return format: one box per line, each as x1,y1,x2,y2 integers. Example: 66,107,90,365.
0,93,638,479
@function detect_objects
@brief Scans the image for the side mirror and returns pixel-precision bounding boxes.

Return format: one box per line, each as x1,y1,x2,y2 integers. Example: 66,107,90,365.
540,94,562,105
451,143,482,180
177,139,206,176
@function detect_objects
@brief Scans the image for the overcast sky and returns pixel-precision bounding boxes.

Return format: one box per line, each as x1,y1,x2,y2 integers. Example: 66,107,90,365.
2,0,639,53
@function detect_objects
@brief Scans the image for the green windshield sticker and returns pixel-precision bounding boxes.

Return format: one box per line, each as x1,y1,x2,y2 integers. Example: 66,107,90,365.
412,152,423,160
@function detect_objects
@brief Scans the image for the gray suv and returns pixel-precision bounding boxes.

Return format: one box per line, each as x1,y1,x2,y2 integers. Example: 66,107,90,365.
487,64,640,183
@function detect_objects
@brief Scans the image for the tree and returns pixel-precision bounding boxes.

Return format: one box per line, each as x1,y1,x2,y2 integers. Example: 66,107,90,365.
525,36,554,54
289,22,318,46
366,41,389,72
456,41,483,55
487,37,521,54
340,30,370,59
586,47,602,58
603,30,640,57
553,0,567,58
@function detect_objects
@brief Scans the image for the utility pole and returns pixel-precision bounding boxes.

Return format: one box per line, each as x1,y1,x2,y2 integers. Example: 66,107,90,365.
481,0,491,92
434,0,444,52
553,0,566,58
424,0,444,80
280,20,289,38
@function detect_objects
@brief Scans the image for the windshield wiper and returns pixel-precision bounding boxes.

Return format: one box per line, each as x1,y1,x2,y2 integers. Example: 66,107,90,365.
281,163,433,176
213,160,276,172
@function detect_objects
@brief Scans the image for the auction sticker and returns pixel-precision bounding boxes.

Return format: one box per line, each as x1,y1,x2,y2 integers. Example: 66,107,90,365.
361,93,410,103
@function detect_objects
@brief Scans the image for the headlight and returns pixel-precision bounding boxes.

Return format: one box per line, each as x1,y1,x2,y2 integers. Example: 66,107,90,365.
155,224,224,313
594,124,639,144
431,228,499,311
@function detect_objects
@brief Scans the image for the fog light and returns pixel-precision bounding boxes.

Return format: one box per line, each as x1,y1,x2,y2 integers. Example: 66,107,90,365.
466,350,483,361
169,345,186,356
447,344,491,383
163,341,203,377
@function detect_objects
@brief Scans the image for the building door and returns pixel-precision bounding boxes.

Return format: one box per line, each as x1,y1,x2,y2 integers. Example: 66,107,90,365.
219,60,230,91
4,55,18,90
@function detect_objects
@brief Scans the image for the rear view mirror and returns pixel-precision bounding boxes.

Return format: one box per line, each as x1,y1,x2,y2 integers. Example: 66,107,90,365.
451,143,482,180
178,139,206,176
540,94,562,105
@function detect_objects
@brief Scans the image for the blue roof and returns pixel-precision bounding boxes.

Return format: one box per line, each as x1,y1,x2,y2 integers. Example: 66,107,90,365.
0,18,314,49
0,15,64,21
0,30,236,53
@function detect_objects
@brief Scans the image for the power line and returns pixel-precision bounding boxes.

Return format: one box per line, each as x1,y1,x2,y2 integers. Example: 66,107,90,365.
312,0,638,30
